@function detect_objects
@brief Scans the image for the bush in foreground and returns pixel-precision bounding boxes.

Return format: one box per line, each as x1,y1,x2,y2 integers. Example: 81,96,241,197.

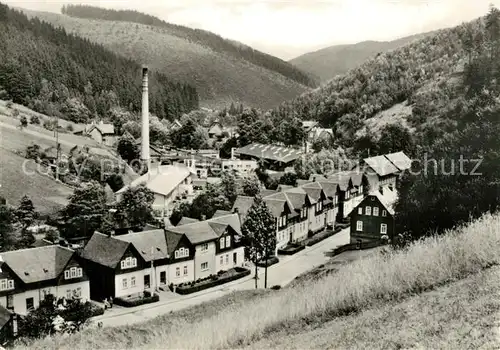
18,213,500,349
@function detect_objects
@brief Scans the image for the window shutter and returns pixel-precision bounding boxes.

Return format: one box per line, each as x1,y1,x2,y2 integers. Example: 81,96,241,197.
65,270,70,279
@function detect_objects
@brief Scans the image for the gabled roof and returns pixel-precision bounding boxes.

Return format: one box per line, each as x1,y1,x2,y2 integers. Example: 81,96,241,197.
296,179,313,187
0,245,75,284
302,120,319,130
301,185,324,202
213,210,232,218
232,196,255,219
261,189,279,197
363,155,400,177
385,152,412,172
235,143,303,163
169,213,241,245
308,174,328,182
115,229,169,262
318,181,339,198
81,232,130,268
208,122,224,136
263,198,288,217
165,231,184,256
284,187,317,205
116,164,192,196
87,123,115,135
371,191,395,215
177,217,200,226
325,172,351,191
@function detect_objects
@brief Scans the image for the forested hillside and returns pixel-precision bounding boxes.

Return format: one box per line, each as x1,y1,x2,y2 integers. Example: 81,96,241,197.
61,4,317,88
0,3,198,122
275,18,476,147
20,5,314,109
290,33,431,82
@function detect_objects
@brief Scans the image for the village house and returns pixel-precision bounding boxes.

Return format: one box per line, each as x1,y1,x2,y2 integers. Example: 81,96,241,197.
166,213,245,280
115,164,194,219
0,246,90,315
233,143,303,171
80,213,244,300
349,191,395,245
75,121,117,146
301,120,334,153
232,170,370,253
354,151,412,204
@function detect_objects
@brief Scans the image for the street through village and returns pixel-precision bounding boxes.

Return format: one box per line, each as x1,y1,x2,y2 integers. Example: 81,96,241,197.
92,228,351,328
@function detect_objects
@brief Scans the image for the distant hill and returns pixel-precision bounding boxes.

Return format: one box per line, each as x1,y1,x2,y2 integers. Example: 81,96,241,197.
275,19,479,147
289,33,433,82
0,3,198,122
20,5,317,109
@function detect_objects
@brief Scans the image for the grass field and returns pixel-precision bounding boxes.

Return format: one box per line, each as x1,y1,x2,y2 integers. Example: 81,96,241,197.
0,149,72,215
20,9,309,109
0,102,136,214
20,212,500,349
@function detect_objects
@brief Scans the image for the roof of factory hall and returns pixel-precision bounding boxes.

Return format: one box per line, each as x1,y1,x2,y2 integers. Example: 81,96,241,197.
234,143,303,163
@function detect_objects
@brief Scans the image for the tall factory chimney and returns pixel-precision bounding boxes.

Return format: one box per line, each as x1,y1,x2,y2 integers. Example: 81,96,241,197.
141,66,150,172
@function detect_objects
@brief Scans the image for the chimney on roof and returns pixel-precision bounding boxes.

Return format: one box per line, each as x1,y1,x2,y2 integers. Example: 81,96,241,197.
233,207,239,214
141,66,150,172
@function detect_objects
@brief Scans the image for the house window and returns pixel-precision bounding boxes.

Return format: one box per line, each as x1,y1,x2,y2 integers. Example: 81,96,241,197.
122,278,128,289
365,206,371,215
26,297,34,311
220,238,225,249
382,210,387,217
373,207,379,216
225,236,230,247
359,185,363,194
380,224,387,234
201,243,209,252
225,254,229,264
356,221,363,232
301,208,307,219
201,262,208,271
160,271,166,284
120,257,137,269
176,267,180,277
0,280,6,290
175,248,189,258
66,289,72,299
131,276,136,287
65,267,83,280
183,266,188,275
345,191,350,200
7,280,13,290
358,207,363,215
220,255,224,265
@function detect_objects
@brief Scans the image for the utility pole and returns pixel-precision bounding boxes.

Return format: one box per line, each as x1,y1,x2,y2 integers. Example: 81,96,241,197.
264,229,268,289
253,239,258,289
55,116,60,181
150,246,155,291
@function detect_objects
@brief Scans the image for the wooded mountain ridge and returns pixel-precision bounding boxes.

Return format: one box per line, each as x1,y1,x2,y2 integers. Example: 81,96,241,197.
0,3,198,123
289,32,433,82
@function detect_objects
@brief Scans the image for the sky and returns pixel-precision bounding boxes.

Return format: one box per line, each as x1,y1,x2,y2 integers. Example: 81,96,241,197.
4,0,500,60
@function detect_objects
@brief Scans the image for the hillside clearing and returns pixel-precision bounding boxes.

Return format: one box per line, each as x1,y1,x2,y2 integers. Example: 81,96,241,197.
20,212,500,349
21,9,309,109
0,148,72,215
355,101,415,138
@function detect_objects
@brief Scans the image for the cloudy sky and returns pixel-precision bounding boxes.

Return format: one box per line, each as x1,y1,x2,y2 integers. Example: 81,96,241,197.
4,0,499,59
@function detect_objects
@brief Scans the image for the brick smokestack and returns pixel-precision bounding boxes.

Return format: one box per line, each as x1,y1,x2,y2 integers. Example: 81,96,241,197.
141,66,150,171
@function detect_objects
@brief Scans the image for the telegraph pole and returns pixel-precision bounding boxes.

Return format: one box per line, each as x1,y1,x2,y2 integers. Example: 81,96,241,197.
264,231,268,288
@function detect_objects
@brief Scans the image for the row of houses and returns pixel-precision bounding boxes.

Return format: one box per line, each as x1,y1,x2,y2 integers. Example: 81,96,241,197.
0,212,244,316
232,151,411,251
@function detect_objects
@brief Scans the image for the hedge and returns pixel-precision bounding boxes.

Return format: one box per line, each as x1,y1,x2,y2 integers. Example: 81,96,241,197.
305,227,342,247
331,240,385,256
256,256,279,268
114,293,160,307
277,243,305,255
174,267,251,295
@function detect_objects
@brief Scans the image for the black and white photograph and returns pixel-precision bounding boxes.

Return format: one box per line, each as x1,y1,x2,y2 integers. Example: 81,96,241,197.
0,0,499,348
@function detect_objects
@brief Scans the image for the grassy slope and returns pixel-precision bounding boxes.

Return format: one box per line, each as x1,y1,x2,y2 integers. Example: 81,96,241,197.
21,9,309,110
0,101,136,214
290,33,432,83
21,213,500,349
247,267,500,349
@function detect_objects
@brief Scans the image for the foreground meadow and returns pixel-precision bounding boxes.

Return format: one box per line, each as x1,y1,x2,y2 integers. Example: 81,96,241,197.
19,213,500,349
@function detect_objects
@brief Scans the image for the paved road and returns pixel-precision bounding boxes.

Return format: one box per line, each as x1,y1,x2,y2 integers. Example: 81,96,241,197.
93,229,350,327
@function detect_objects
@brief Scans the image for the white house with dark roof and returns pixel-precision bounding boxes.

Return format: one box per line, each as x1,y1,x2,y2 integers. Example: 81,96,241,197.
0,246,89,315
116,164,195,218
166,213,245,280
